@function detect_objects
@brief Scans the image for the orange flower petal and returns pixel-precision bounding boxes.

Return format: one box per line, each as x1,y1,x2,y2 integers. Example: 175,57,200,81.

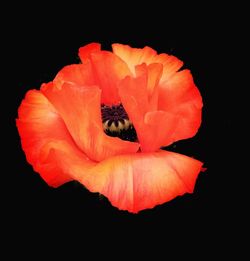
112,43,183,82
142,111,179,151
16,90,89,187
53,63,95,89
119,65,149,119
158,69,203,143
119,63,175,152
39,140,95,182
152,53,183,83
78,42,101,62
80,150,203,213
89,51,132,105
42,82,139,162
136,62,163,110
119,63,163,115
55,48,131,105
119,62,202,151
112,44,157,75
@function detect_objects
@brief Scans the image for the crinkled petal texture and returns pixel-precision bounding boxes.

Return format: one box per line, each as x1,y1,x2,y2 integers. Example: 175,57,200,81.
17,42,204,213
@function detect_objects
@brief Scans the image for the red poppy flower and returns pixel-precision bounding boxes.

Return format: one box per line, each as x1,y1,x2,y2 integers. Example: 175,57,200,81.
17,43,204,213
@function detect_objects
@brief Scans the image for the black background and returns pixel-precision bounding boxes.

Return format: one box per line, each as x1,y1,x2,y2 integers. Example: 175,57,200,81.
3,2,237,257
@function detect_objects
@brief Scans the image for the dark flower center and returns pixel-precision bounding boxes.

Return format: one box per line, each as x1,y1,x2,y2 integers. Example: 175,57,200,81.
101,104,137,142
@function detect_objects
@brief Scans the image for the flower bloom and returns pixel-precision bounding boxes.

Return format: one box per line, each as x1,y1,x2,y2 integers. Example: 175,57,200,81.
17,43,204,213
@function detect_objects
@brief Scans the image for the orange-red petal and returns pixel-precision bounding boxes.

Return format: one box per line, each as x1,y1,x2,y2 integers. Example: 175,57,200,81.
119,61,202,151
42,82,139,162
112,43,183,82
53,63,95,89
112,44,157,75
78,42,101,62
119,63,176,152
80,150,203,213
39,140,95,182
158,69,203,143
16,90,93,187
55,48,132,105
152,53,183,83
134,62,162,105
89,51,132,104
